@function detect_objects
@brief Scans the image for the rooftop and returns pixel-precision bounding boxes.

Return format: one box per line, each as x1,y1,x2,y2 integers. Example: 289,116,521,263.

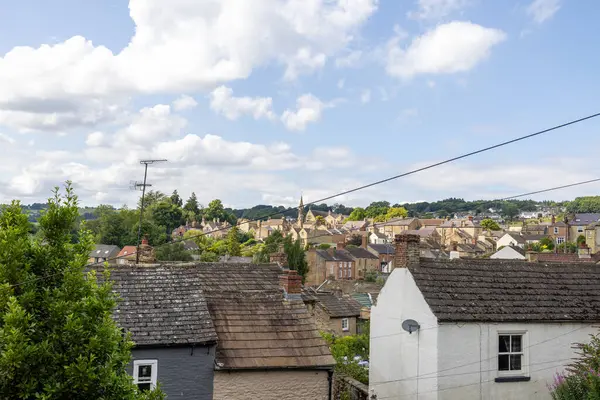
368,243,395,255
314,292,362,318
345,247,379,260
410,259,600,322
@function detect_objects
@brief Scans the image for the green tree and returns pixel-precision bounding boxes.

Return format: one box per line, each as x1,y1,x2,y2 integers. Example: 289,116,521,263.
321,327,370,385
149,200,183,233
557,242,578,254
284,236,308,282
346,207,366,221
226,226,242,256
539,237,555,251
155,242,193,262
205,199,237,225
577,235,587,246
138,190,166,210
502,202,519,221
170,190,183,208
384,206,408,220
0,183,164,399
200,251,219,262
347,234,362,247
365,201,390,219
566,196,600,213
480,219,501,231
129,220,167,247
183,192,200,220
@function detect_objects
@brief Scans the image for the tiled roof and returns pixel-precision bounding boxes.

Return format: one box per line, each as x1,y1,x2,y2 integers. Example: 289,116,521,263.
182,240,199,251
368,244,395,255
345,247,379,260
382,217,417,226
572,213,600,226
505,233,526,244
410,259,600,322
316,249,355,262
117,245,137,260
371,231,388,239
419,219,445,226
194,263,335,370
309,209,329,218
110,266,218,346
351,293,378,309
402,228,437,238
314,292,362,317
89,244,120,259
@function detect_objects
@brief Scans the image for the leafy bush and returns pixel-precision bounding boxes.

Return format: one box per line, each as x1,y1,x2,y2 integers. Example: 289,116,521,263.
550,334,600,399
318,243,331,250
321,326,370,385
365,271,377,283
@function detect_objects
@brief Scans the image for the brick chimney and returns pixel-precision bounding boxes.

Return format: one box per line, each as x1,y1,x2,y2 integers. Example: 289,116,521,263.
394,234,420,269
361,233,368,249
279,269,302,296
141,236,149,246
337,242,346,250
551,215,556,224
468,215,473,222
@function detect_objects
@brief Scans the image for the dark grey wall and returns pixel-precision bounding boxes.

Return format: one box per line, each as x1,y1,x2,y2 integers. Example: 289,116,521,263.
129,345,216,399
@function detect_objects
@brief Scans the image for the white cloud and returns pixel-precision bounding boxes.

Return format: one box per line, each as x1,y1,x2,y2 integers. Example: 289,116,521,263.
386,21,506,79
281,94,328,131
172,95,198,111
360,89,371,104
0,132,15,144
335,50,363,68
85,131,106,147
0,0,377,128
209,86,275,121
526,0,560,24
407,0,471,20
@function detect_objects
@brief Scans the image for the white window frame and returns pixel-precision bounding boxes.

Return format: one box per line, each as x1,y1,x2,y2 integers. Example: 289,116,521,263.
341,318,349,332
133,359,158,391
578,226,584,233
554,227,559,234
556,237,565,244
497,332,528,378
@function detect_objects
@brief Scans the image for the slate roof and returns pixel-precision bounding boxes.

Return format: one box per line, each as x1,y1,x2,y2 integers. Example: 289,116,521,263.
369,243,395,255
382,217,417,226
504,233,526,244
345,247,379,260
89,244,120,259
572,213,600,226
110,266,218,346
314,292,362,317
194,263,335,370
410,259,600,322
402,228,437,238
309,209,330,218
316,249,355,262
117,245,137,260
182,240,199,251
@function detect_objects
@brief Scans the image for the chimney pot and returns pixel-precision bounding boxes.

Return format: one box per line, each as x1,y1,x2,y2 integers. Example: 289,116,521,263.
141,236,149,246
394,234,420,269
279,269,302,295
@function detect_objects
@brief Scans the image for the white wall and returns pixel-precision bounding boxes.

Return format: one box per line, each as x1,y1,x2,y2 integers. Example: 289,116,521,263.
490,247,526,260
496,234,520,249
370,268,439,400
437,322,597,400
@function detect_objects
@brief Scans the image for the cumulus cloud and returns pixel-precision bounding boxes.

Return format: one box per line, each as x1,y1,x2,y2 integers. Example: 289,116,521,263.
0,0,377,133
526,0,561,24
85,131,106,147
407,0,471,20
209,86,275,121
281,94,328,131
335,50,363,68
386,21,506,79
172,95,198,111
0,132,15,144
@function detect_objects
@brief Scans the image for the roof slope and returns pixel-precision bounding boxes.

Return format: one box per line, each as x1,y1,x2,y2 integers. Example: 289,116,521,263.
345,247,379,260
316,249,354,262
369,243,395,255
410,260,600,322
110,266,217,346
90,244,120,258
194,263,334,370
315,293,362,317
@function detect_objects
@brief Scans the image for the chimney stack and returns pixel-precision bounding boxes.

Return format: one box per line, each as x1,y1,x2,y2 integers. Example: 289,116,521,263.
468,215,473,222
337,242,346,251
279,269,302,296
551,215,556,224
141,236,149,246
360,232,368,249
394,234,420,269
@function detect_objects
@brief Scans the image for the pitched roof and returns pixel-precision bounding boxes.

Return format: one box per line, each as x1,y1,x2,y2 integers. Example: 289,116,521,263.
110,266,218,346
182,240,199,251
410,259,600,322
572,213,600,226
504,233,526,244
89,244,120,259
314,293,362,317
351,293,378,309
419,219,445,226
382,217,417,226
194,263,334,370
402,228,437,238
368,243,395,255
345,247,379,260
117,245,137,260
316,249,355,262
309,209,329,218
371,231,388,239
344,220,368,230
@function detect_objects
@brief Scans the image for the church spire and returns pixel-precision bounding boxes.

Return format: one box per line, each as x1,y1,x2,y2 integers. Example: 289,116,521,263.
298,195,304,228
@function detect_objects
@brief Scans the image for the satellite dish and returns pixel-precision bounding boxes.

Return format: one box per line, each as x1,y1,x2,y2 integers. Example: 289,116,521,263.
402,319,420,334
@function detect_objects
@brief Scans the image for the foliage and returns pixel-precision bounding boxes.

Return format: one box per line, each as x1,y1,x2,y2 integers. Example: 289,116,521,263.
540,237,555,251
577,235,587,246
566,196,600,213
155,242,193,262
0,183,164,399
364,271,377,283
284,236,309,282
183,192,201,220
347,234,362,247
502,202,519,220
315,215,326,226
138,190,167,210
321,327,370,385
383,207,408,221
170,190,183,208
148,200,183,233
480,219,501,231
132,219,168,247
200,251,219,262
346,207,366,221
226,226,242,256
365,201,390,219
318,243,331,250
205,199,236,225
550,334,600,399
254,230,285,263
557,242,578,254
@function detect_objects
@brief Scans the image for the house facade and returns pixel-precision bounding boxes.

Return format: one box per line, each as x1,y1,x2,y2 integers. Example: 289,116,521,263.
305,292,362,336
368,243,395,272
370,234,600,400
496,233,526,249
345,246,380,279
111,266,218,399
490,245,526,260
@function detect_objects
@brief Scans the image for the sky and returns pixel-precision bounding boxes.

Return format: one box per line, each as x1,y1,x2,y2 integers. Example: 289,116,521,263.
0,0,599,209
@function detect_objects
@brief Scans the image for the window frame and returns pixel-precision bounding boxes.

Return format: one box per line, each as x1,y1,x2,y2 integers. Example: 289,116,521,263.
578,226,584,233
133,359,158,391
341,318,349,332
556,237,565,244
497,332,529,378
554,227,559,234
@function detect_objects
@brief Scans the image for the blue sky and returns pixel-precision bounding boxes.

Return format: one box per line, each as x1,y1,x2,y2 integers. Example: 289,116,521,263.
0,0,599,208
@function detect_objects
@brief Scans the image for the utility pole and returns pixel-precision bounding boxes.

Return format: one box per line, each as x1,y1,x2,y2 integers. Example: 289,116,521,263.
135,159,167,264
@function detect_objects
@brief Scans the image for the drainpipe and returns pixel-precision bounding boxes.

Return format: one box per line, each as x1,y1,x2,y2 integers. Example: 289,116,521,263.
328,370,333,400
